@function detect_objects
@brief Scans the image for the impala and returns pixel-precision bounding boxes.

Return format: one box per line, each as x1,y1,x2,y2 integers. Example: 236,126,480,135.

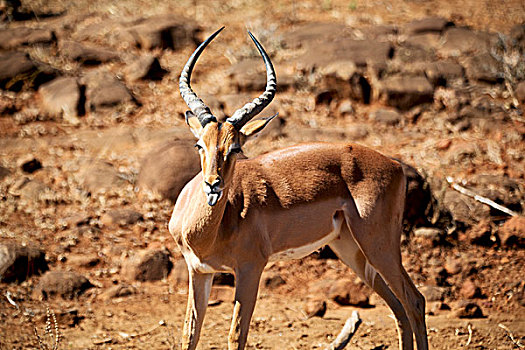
169,27,429,350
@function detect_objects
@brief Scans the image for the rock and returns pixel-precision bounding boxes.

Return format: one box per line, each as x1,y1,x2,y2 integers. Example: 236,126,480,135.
499,216,525,248
122,247,173,282
99,284,137,300
10,178,49,201
59,41,120,65
137,140,200,202
0,27,54,50
66,254,100,268
305,300,327,318
419,285,445,302
77,160,127,193
100,209,143,227
0,165,10,180
444,257,462,275
83,70,133,111
19,157,42,173
516,81,525,105
414,228,442,244
424,61,464,86
328,279,370,307
379,75,434,110
338,100,353,116
459,279,482,299
0,241,48,282
38,77,84,120
0,52,36,90
74,14,199,51
35,271,93,299
464,53,504,84
264,274,286,289
126,14,199,50
404,17,452,34
451,301,484,318
369,108,401,125
124,55,167,82
465,220,494,246
442,189,489,225
346,124,369,140
440,27,497,57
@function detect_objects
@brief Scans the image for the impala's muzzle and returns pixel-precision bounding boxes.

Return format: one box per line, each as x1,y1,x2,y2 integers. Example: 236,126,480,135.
203,178,223,206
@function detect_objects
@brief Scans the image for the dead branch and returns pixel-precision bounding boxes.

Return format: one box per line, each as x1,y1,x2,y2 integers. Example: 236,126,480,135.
446,177,519,217
325,311,361,350
499,323,524,349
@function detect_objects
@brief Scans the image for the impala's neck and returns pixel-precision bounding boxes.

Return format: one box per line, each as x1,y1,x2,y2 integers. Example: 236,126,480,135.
182,174,232,256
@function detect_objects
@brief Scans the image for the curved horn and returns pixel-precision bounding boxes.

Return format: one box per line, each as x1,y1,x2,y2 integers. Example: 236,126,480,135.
226,31,276,129
179,27,224,126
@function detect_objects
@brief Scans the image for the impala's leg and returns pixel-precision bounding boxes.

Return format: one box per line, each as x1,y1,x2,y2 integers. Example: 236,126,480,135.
329,225,414,350
343,202,428,349
228,263,264,350
181,271,214,350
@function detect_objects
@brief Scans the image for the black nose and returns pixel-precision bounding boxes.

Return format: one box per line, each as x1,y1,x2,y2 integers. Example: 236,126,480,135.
205,179,221,189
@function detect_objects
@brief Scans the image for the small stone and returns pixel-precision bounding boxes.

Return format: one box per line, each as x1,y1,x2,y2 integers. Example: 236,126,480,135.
38,77,83,120
465,220,494,246
305,300,327,318
464,53,504,84
99,284,137,300
414,228,442,244
459,279,482,299
264,274,286,289
338,100,354,116
124,55,168,82
444,257,462,275
60,41,120,65
498,216,525,248
66,254,100,268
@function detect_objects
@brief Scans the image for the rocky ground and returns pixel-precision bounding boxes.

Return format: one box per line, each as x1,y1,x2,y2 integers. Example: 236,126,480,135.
1,0,524,349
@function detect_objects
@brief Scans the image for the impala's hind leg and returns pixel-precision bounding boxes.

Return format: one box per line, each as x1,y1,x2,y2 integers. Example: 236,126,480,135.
342,197,428,348
329,220,414,350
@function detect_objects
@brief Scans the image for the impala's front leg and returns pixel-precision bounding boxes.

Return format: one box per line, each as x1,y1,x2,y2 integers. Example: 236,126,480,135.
228,263,265,350
182,271,213,350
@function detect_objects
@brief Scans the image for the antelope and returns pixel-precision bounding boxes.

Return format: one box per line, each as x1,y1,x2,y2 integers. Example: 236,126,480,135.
168,27,429,350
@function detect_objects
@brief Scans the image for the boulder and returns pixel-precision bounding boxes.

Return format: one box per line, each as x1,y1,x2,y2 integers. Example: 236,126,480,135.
83,70,133,111
451,301,484,318
379,75,434,110
38,77,84,119
124,55,168,82
464,53,504,84
122,247,173,282
0,27,54,49
77,159,127,193
0,52,36,91
59,40,120,65
100,209,143,227
35,271,93,299
304,300,327,318
419,285,445,302
137,140,200,202
440,27,497,57
499,216,525,248
369,108,401,125
0,241,48,282
424,61,464,86
459,279,482,299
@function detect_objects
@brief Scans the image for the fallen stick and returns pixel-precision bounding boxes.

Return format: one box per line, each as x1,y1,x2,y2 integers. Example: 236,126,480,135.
499,323,524,349
446,177,519,217
326,311,362,350
465,324,473,347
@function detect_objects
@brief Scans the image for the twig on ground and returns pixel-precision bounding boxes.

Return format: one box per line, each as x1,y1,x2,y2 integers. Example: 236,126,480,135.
119,320,167,340
325,311,361,350
466,323,473,347
499,323,524,349
446,177,519,217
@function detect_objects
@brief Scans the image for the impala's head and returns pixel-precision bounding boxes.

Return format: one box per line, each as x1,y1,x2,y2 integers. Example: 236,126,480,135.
180,27,277,206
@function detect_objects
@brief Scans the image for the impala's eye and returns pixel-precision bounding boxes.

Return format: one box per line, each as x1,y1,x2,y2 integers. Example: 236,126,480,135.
227,145,242,157
194,143,203,151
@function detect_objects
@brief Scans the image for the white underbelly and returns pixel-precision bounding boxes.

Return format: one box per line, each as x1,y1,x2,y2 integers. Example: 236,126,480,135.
268,213,343,262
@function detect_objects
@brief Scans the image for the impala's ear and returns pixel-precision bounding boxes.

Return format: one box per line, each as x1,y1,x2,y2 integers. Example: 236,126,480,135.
185,111,203,138
239,113,278,138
